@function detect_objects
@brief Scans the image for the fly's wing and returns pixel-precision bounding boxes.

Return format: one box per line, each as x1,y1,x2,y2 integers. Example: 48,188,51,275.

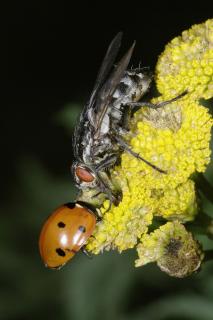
73,32,123,158
93,41,135,139
88,32,123,108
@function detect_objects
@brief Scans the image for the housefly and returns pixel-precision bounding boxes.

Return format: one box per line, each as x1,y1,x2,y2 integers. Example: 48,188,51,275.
72,32,186,204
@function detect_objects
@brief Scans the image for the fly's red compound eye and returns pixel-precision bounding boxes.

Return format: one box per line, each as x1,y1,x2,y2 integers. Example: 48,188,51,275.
75,166,95,182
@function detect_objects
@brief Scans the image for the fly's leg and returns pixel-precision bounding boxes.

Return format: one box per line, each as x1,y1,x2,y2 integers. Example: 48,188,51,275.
93,166,122,211
114,135,167,174
96,171,119,208
127,90,187,111
90,182,117,209
91,173,122,208
95,154,118,171
94,155,122,207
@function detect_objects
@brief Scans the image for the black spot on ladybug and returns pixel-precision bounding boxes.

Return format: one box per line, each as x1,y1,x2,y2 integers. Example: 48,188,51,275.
58,221,66,228
78,225,86,233
56,248,66,257
65,202,76,209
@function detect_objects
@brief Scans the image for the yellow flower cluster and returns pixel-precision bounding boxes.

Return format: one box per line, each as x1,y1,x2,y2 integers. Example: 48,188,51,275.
156,19,213,100
154,179,198,222
86,20,213,276
136,221,204,278
125,97,212,189
86,185,154,253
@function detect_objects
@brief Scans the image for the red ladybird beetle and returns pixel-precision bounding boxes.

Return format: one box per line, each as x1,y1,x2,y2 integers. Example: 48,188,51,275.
39,202,98,269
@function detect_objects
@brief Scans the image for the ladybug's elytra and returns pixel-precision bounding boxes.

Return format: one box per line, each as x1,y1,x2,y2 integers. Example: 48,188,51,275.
39,202,97,269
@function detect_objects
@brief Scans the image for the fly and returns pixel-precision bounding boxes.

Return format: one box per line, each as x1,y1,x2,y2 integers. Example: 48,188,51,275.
72,32,186,204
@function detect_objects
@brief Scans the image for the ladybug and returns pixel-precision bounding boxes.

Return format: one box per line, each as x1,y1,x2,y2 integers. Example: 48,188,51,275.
39,202,98,269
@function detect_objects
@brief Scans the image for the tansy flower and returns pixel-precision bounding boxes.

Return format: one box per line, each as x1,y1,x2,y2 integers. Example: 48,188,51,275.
83,20,213,277
153,179,198,222
136,221,204,278
156,19,213,100
122,97,212,189
86,187,155,253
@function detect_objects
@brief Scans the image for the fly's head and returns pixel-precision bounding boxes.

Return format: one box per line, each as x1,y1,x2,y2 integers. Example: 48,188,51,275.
72,161,122,207
72,162,98,189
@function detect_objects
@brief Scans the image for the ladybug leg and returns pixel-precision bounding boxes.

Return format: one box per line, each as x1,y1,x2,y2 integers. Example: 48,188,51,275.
126,90,187,111
81,246,93,259
114,135,167,174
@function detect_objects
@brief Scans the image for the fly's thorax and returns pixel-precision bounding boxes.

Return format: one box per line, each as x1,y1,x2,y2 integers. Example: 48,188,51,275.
130,70,153,101
113,69,152,106
93,136,116,157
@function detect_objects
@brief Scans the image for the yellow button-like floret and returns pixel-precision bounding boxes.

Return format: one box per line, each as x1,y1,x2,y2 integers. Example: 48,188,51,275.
153,180,197,222
156,19,213,100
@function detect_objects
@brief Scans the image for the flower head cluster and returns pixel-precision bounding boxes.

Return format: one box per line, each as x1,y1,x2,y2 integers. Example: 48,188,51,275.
154,179,198,222
85,20,213,277
86,184,154,253
125,97,212,188
136,221,204,278
156,19,213,100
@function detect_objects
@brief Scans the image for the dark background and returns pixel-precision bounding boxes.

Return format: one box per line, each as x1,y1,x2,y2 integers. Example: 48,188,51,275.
2,2,213,320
